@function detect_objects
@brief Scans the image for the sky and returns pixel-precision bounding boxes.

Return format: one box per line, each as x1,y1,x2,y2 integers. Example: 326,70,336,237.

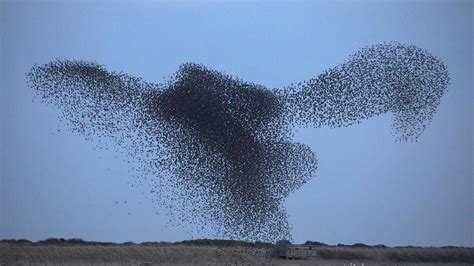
0,0,472,247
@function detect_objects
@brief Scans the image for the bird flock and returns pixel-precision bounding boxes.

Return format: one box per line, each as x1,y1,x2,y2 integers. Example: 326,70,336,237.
27,43,449,242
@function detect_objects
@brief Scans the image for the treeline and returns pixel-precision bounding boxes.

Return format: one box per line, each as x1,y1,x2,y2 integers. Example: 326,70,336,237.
1,238,161,246
0,238,272,247
1,238,470,250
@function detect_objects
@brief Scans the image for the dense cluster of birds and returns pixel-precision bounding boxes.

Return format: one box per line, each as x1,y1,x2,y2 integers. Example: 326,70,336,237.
282,43,449,141
27,42,449,242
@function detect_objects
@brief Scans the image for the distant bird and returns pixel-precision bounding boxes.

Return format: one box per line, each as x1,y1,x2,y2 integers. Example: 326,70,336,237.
27,42,449,242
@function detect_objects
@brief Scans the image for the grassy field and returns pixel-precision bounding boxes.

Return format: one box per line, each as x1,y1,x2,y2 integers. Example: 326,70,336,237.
1,239,473,265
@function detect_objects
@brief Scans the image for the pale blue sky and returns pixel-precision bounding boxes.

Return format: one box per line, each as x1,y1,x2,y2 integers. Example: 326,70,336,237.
1,0,472,246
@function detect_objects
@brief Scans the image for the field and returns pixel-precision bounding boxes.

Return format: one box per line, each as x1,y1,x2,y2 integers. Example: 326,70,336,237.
1,239,473,265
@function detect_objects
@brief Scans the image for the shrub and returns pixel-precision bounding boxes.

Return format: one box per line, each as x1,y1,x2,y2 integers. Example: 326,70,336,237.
317,248,368,260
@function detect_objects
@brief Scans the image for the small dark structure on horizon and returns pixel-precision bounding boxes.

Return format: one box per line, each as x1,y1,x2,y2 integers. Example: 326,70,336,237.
273,241,318,259
285,245,318,259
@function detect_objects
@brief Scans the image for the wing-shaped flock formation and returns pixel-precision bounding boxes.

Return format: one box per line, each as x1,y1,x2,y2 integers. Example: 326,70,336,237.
282,43,449,141
27,42,449,242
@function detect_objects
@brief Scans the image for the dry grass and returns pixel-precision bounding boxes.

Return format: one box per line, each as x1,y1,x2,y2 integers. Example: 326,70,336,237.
0,242,271,265
309,246,474,263
1,240,473,265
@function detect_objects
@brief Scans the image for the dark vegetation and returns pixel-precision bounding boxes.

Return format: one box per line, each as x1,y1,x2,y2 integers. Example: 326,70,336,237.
316,248,369,260
1,238,473,264
0,238,272,248
1,237,469,250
